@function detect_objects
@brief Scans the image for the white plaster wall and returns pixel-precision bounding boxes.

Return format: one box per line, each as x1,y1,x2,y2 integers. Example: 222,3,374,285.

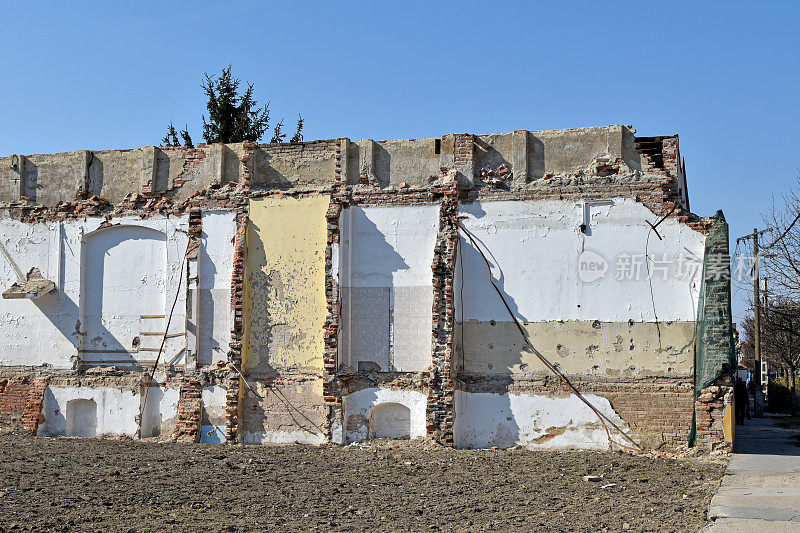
339,205,439,288
370,403,412,439
0,220,75,367
342,387,427,443
197,211,236,366
454,390,628,450
338,205,438,371
140,385,180,438
82,225,168,355
240,428,327,446
457,199,705,322
38,386,142,437
79,216,189,367
0,216,189,369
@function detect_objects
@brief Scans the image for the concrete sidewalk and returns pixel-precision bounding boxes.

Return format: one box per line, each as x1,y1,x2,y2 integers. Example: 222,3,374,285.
704,415,800,532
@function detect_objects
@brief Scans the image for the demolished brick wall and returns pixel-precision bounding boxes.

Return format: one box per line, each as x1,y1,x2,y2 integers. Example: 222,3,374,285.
0,374,47,435
0,125,732,451
173,380,202,443
427,183,459,445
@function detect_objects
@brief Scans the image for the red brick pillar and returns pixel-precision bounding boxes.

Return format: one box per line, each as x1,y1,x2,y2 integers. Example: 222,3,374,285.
427,182,459,445
21,377,47,435
225,210,248,443
225,378,240,443
173,380,202,443
694,379,734,452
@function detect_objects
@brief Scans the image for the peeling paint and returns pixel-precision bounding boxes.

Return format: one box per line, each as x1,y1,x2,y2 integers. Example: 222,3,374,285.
244,196,328,373
456,198,705,323
454,390,628,450
457,320,695,377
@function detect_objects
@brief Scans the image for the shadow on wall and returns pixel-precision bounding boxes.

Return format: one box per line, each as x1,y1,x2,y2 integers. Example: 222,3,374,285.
454,201,526,447
79,225,168,366
474,138,512,176
140,386,165,438
38,387,66,435
372,144,392,188
529,135,545,180
66,398,97,437
369,402,411,439
251,148,294,189
339,207,410,372
32,290,81,353
87,156,104,197
244,217,278,375
196,228,221,365
28,225,124,365
22,160,39,202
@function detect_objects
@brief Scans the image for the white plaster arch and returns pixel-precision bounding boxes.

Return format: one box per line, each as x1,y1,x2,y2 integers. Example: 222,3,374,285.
76,217,189,368
80,225,167,357
342,387,427,443
369,402,411,439
66,398,97,437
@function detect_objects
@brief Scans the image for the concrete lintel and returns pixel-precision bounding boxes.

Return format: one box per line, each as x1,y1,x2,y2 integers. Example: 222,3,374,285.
3,278,56,299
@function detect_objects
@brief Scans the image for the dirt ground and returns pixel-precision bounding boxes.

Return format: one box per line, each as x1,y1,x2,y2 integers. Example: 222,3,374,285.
0,433,724,532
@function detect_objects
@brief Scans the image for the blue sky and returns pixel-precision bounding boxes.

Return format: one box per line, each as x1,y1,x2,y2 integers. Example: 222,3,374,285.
2,1,798,327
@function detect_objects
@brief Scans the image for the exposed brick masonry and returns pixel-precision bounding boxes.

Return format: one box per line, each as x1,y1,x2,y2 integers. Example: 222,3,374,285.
0,374,48,435
427,182,460,445
172,379,202,443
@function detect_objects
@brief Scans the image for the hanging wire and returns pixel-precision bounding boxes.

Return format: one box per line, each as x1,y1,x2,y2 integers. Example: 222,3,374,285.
141,240,192,422
451,216,643,452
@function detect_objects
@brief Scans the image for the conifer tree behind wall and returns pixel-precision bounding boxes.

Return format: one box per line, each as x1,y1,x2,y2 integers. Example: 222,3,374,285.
161,65,302,147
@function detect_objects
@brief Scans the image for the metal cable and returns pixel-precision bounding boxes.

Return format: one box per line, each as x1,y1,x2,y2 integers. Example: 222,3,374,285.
452,216,643,452
141,239,192,424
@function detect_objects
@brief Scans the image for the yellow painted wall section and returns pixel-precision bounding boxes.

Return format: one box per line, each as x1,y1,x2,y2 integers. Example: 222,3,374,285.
244,196,329,373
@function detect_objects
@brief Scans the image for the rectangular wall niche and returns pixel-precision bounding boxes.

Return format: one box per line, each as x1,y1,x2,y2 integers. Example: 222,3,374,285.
338,205,438,372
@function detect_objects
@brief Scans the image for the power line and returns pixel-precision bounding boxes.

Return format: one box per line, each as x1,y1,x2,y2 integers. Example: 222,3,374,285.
764,212,800,250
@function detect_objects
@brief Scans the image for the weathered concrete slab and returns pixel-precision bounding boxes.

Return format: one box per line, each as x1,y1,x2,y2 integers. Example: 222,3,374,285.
706,417,800,530
704,517,800,532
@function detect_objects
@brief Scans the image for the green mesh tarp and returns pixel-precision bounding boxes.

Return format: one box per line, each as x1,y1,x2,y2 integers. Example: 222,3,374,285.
688,211,737,447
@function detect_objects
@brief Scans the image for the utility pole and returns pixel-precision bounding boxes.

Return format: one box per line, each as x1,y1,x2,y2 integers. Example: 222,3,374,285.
762,276,769,406
737,227,772,416
754,229,762,415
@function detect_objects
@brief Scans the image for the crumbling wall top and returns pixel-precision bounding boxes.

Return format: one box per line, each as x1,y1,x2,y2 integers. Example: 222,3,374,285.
1,125,686,210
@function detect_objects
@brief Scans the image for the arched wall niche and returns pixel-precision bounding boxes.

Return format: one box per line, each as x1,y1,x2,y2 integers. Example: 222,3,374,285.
79,225,169,366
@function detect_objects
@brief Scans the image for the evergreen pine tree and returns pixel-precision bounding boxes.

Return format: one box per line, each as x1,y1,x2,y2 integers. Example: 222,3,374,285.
157,66,303,146
290,114,304,143
270,118,285,144
161,122,180,147
180,125,194,148
201,65,270,144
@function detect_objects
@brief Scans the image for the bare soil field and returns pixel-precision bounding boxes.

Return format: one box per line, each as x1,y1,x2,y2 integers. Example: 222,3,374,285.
0,433,724,532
